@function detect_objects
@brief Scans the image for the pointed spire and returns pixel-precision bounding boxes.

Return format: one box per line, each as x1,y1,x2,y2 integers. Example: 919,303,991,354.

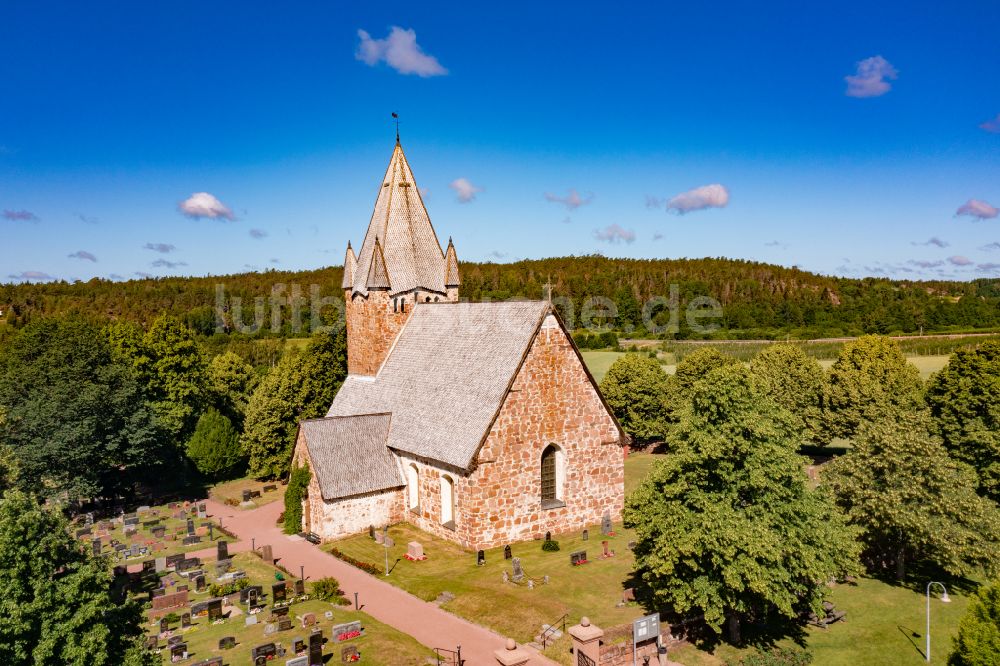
341,241,357,289
351,142,447,297
444,237,461,287
366,236,391,290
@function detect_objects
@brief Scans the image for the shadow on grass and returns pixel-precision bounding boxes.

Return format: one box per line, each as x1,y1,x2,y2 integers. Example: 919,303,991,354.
896,624,925,659
622,569,811,655
868,560,981,597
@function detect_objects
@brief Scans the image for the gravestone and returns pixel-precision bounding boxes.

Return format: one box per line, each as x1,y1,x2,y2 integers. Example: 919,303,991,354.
91,539,102,557
270,606,290,618
142,559,155,572
84,512,94,526
177,557,201,571
341,645,360,663
165,553,184,569
545,531,551,542
215,558,232,575
263,484,277,492
194,574,206,592
241,585,262,605
406,541,425,561
152,588,165,598
145,635,158,650
601,511,612,536
155,557,167,572
197,503,207,518
242,489,252,503
504,544,512,560
383,536,394,548
169,642,186,663
272,581,287,602
582,529,589,541
302,612,316,627
181,612,190,628
368,525,375,539
183,535,201,545
374,531,383,545
293,637,306,653
286,656,309,666
309,630,323,664
177,584,189,592
186,518,194,535
168,636,183,647
294,579,305,596
152,590,189,611
124,513,139,526
75,527,92,538
477,550,485,566
250,490,262,499
129,543,140,558
261,544,273,564
570,550,587,565
207,598,223,620
252,643,277,661
502,570,508,584
511,557,524,582
245,615,258,626
264,623,278,636
208,524,214,540
217,540,228,561
333,620,363,641
159,617,170,634
278,617,293,631
219,636,236,650
602,540,613,558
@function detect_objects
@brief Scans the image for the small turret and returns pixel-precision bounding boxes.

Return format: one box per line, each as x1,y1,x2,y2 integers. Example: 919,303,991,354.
366,237,391,290
444,237,461,301
342,241,357,291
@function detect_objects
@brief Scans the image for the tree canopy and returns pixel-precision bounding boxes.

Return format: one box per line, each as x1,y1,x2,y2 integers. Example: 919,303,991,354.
949,580,1000,666
599,354,670,442
749,344,828,446
0,492,155,665
825,411,1000,580
825,335,924,439
926,341,1000,501
624,364,860,643
0,318,164,500
186,408,244,480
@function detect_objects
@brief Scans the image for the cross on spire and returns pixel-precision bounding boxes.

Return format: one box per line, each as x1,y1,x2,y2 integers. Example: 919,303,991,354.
392,112,400,143
543,275,554,304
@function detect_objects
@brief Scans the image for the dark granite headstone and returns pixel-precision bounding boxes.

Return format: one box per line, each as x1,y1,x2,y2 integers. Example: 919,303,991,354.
582,529,589,541
504,544,512,560
571,550,588,565
91,539,102,557
309,630,323,665
242,489,252,502
294,579,305,596
159,617,169,634
169,642,186,662
194,574,206,592
545,531,551,542
368,525,375,539
219,636,236,650
601,511,612,536
186,518,194,535
181,612,190,628
477,550,485,566
207,598,223,621
272,581,287,602
278,617,293,631
341,644,360,663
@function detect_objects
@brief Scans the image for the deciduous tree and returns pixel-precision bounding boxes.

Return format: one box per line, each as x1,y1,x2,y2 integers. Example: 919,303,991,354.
825,411,1000,580
949,580,1000,666
663,347,738,425
750,344,828,446
186,408,244,479
599,354,670,442
624,364,860,644
926,341,1000,501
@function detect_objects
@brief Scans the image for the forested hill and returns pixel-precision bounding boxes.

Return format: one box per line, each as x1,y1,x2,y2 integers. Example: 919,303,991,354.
2,255,1000,339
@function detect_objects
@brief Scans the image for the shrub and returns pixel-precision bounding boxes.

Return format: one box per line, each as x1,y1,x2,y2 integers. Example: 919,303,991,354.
726,646,812,666
950,580,1000,665
283,463,311,534
328,547,382,576
311,577,346,603
208,577,249,598
542,539,560,552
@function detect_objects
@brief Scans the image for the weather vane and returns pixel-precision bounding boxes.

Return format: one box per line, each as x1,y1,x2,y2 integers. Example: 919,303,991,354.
392,112,399,143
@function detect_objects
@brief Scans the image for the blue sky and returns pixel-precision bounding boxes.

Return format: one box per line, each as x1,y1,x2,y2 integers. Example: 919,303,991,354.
2,1,1000,283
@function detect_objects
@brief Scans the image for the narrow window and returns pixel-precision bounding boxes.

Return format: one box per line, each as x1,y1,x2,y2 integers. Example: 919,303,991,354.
393,298,398,313
406,463,419,511
425,296,431,302
541,444,565,508
401,300,406,313
440,474,455,528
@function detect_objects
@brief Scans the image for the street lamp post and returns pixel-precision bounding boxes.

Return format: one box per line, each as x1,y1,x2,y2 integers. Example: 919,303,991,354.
926,581,951,662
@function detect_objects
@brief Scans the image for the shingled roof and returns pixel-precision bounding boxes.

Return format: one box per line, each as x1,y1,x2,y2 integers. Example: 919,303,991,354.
350,142,447,298
299,413,403,500
328,301,552,470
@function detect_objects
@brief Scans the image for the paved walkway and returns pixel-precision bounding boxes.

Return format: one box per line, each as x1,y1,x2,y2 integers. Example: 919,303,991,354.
199,498,561,666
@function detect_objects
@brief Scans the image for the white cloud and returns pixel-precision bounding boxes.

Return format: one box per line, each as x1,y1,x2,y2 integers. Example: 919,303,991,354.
544,188,593,211
948,255,973,266
845,55,897,98
449,178,482,203
151,259,188,269
956,199,999,220
356,27,447,77
68,250,97,262
144,242,176,253
666,184,730,214
593,224,636,244
977,262,1000,273
7,270,53,282
178,192,235,220
911,237,949,248
249,228,268,239
908,259,944,269
980,114,1000,134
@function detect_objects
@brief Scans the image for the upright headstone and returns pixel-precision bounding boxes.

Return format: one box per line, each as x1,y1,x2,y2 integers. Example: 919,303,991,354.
368,525,375,539
582,529,589,541
197,503,207,518
159,617,170,634
504,544,512,560
219,636,236,650
383,536,394,548
242,489,252,503
261,544,273,564
186,518,194,536
511,557,524,582
286,655,308,666
301,612,316,627
195,574,206,592
309,630,323,665
340,645,360,663
217,540,229,561
294,579,305,596
544,531,551,542
91,539,102,557
601,511,612,536
272,581,287,603
477,550,486,566
181,612,191,628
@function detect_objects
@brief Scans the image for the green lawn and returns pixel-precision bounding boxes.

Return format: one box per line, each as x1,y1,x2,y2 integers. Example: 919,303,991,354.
137,552,436,665
90,502,234,562
208,476,285,510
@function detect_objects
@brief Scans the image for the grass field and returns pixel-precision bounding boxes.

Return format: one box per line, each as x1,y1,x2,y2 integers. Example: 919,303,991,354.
583,350,951,383
326,452,972,665
208,477,285,510
90,503,234,562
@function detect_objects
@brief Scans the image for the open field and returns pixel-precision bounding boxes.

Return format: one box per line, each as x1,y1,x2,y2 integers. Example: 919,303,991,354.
583,350,951,383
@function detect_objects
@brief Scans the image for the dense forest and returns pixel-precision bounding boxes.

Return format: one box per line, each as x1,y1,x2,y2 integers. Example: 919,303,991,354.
3,255,1000,340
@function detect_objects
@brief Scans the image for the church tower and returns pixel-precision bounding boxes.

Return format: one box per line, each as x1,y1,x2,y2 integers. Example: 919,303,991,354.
342,140,460,376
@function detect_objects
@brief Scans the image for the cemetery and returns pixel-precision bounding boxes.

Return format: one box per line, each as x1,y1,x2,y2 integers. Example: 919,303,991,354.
76,501,235,563
209,477,285,510
122,549,436,665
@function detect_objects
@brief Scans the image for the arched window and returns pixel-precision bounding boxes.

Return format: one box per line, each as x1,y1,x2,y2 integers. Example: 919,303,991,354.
393,298,398,313
540,444,566,508
425,296,431,302
440,474,455,529
406,463,419,512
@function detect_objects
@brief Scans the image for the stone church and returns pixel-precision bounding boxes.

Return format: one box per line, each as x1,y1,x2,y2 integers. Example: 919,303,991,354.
291,139,626,550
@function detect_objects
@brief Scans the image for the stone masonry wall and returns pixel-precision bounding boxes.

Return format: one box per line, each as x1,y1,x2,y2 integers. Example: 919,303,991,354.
292,430,405,541
396,453,474,545
344,289,411,376
460,314,625,550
